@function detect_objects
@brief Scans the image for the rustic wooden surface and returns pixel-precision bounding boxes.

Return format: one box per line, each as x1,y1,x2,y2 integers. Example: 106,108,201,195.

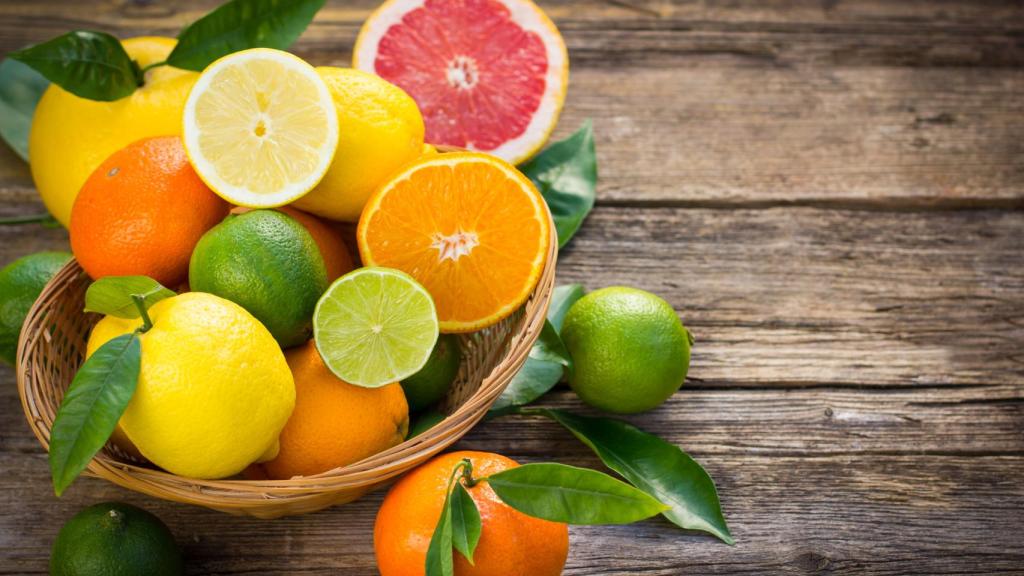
1,0,1023,574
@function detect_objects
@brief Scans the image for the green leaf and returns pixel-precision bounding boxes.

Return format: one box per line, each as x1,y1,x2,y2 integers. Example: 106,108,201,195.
425,485,455,576
530,320,571,367
486,462,667,525
449,483,481,564
167,0,326,71
84,276,174,319
0,58,49,161
537,409,734,544
520,120,597,249
407,409,445,439
9,31,140,102
49,333,141,496
548,284,585,332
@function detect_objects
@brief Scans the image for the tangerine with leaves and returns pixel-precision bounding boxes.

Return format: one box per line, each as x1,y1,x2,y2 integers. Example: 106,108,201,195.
374,450,569,576
69,136,229,286
358,153,552,333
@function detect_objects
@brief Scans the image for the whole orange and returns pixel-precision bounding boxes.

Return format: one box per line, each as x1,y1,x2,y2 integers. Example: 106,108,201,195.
374,451,569,576
259,340,408,479
70,136,229,286
232,206,354,282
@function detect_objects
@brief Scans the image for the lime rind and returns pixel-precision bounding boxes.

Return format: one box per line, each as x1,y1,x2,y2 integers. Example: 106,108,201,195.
314,267,439,388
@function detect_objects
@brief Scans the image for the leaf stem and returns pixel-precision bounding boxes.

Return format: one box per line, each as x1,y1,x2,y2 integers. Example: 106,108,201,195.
0,213,56,225
459,458,480,488
131,294,153,332
139,60,167,76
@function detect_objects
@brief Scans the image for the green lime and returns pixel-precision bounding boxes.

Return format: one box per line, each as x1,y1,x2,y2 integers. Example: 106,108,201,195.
189,210,327,348
407,409,446,439
314,267,438,388
401,334,460,411
561,287,691,414
0,251,71,365
50,501,183,576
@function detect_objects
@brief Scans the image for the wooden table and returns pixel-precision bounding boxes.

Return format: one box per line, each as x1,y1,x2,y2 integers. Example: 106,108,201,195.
2,1,1023,574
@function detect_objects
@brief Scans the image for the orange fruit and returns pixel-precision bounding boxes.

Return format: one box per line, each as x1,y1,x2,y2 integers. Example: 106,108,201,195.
232,206,354,282
69,136,229,286
374,450,569,576
258,340,409,479
357,152,552,332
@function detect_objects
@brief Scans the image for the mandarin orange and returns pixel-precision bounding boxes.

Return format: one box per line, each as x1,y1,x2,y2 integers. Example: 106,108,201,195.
259,340,408,479
358,153,552,333
374,450,569,576
69,136,229,286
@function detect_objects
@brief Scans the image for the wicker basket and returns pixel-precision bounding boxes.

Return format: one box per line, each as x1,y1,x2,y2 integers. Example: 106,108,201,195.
16,223,555,518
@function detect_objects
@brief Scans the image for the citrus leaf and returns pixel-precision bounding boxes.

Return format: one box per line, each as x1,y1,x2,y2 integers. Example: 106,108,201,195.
0,58,49,161
84,276,174,319
49,333,140,496
530,320,571,367
425,485,454,576
548,283,585,332
520,120,597,249
167,0,326,71
537,409,734,544
407,409,445,439
486,462,667,525
449,483,481,564
9,31,140,102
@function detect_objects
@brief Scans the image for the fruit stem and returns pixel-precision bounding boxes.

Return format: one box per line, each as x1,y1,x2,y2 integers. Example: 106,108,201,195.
132,294,154,332
138,60,167,83
459,458,479,488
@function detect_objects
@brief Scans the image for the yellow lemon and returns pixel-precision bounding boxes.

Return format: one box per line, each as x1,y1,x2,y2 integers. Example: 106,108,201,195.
85,292,295,479
292,68,424,222
29,37,198,227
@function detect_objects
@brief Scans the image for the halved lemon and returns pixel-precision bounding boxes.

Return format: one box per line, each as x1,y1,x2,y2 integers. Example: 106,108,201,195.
183,48,339,207
357,152,552,333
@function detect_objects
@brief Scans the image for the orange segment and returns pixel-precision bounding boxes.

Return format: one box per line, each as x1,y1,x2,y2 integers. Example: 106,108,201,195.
358,152,551,333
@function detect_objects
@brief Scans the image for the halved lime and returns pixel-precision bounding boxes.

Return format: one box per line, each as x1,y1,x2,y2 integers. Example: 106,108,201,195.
314,267,439,387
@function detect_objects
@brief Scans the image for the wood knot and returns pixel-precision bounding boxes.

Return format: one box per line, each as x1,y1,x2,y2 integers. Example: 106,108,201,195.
793,550,832,573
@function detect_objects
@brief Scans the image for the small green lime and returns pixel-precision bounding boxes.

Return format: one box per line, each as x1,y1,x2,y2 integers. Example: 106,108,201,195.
0,251,71,365
401,334,460,411
561,287,691,414
407,409,446,439
50,501,183,576
189,210,327,348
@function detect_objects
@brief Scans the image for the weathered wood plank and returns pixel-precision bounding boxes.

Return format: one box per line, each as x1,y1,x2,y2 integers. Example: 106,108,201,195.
0,2,1021,206
2,438,1022,575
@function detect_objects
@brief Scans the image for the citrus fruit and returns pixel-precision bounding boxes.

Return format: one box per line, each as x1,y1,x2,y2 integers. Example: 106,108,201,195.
292,67,425,222
401,333,461,411
0,251,70,365
258,340,408,479
232,206,354,281
85,292,295,478
70,136,229,286
190,209,328,348
182,48,338,207
561,287,691,414
358,152,552,332
314,267,439,388
51,502,182,576
375,450,569,576
30,37,198,226
354,0,569,164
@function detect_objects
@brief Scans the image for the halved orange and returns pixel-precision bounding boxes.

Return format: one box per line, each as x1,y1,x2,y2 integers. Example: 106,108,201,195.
357,152,552,333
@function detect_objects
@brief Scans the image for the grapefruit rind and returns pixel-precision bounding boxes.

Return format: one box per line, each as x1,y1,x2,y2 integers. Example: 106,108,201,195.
353,0,568,165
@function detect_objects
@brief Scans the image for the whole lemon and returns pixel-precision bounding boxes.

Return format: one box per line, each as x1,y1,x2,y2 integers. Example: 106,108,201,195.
29,37,198,226
85,292,295,479
561,287,691,414
292,68,424,222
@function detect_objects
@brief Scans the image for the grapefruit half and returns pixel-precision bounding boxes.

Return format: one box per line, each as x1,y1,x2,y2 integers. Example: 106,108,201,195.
354,0,568,165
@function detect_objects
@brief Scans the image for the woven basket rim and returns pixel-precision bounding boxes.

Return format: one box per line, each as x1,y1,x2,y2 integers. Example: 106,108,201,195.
16,210,556,514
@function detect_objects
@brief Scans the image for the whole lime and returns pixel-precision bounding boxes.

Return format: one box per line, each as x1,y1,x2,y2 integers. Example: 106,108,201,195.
50,502,183,576
400,334,460,411
0,251,71,365
561,287,691,414
189,210,327,348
